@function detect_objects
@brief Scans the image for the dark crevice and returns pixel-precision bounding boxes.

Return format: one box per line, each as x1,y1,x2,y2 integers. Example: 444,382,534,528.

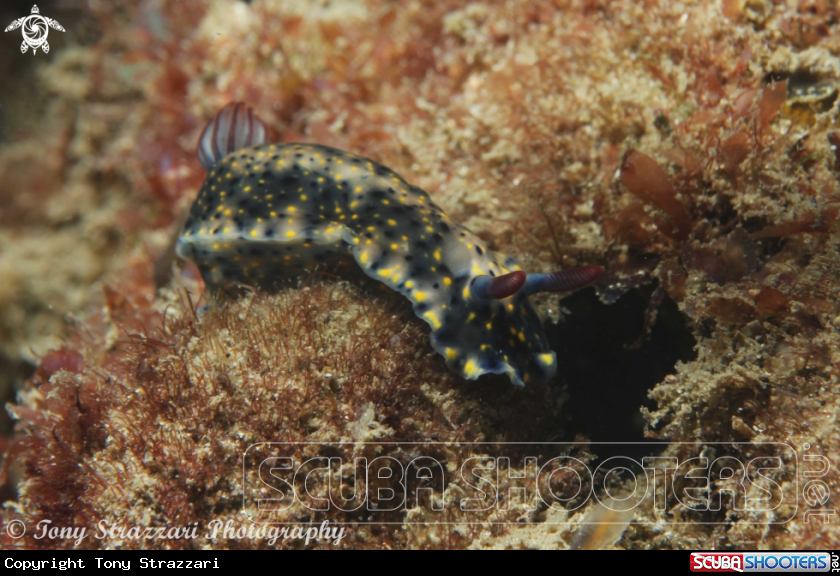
547,286,697,461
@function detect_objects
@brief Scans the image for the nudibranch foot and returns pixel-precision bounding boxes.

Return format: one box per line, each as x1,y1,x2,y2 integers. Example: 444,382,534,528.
177,102,604,387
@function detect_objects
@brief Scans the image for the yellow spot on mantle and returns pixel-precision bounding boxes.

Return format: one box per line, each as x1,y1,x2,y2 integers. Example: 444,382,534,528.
423,311,442,329
414,291,427,302
286,230,296,238
463,359,482,378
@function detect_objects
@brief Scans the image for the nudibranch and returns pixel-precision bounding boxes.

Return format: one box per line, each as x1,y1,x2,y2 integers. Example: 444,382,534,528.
177,103,603,386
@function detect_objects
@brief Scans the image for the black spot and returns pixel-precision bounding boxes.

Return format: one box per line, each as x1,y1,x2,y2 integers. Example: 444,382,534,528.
384,231,395,239
414,303,428,312
439,222,450,232
388,187,396,195
410,220,421,227
433,233,443,242
266,228,275,237
280,175,298,186
405,255,414,261
432,283,439,289
435,326,457,342
450,296,460,305
365,232,373,239
371,262,379,271
371,190,386,200
476,246,484,256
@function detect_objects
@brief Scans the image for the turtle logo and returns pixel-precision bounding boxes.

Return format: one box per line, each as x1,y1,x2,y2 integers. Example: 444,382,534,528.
4,5,65,55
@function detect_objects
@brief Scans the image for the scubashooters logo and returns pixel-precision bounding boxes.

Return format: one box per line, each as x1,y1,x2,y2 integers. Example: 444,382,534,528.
243,441,804,525
690,552,833,573
4,5,65,55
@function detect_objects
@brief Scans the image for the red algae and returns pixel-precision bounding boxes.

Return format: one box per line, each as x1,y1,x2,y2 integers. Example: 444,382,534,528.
754,287,790,316
619,151,691,243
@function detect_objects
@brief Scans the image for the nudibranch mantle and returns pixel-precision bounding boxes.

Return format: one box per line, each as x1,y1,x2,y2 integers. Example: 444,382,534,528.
177,103,602,386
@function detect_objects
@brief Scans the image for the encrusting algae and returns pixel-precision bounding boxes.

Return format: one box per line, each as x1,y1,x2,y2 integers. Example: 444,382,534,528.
1,0,840,550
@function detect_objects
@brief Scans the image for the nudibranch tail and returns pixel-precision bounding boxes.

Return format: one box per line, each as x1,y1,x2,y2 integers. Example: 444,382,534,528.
470,271,527,300
197,102,269,170
521,265,604,297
